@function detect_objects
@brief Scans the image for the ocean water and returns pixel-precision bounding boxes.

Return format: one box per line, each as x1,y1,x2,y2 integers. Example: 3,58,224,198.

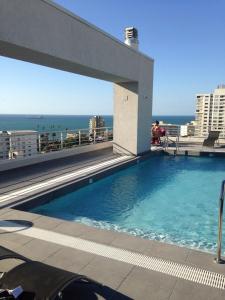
0,115,113,132
0,114,194,132
31,155,225,254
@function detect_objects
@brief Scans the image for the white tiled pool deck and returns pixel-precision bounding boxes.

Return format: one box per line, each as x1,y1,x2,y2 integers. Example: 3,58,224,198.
0,146,225,299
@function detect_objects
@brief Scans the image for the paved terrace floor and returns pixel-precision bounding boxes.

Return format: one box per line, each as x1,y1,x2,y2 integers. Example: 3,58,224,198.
163,140,225,156
0,208,225,300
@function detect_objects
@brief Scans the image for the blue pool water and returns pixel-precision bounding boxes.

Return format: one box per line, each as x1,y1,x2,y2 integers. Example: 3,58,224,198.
31,155,225,254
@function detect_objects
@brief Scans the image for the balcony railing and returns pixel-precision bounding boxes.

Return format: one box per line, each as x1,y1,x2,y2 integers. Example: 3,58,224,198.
161,134,225,152
2,125,225,161
0,127,113,161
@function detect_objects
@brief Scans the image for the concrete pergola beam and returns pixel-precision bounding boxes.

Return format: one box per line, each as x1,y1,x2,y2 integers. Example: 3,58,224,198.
0,0,154,155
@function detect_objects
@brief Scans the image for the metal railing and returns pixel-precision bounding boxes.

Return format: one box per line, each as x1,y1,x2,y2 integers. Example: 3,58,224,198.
38,126,113,152
3,128,225,161
162,135,225,153
0,127,113,161
161,134,180,152
215,180,225,264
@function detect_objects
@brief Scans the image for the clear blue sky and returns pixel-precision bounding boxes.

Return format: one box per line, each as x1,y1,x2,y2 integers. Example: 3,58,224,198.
1,0,225,115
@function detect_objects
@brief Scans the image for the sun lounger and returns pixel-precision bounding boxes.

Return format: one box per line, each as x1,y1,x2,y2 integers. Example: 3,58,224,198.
0,245,31,263
203,131,220,147
0,246,101,299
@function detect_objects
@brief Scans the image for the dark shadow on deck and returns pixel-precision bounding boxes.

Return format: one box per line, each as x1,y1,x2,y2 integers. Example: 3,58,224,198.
0,220,33,234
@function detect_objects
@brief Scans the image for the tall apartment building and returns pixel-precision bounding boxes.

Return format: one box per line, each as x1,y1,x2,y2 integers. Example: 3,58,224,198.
89,116,105,136
195,85,225,137
0,130,38,160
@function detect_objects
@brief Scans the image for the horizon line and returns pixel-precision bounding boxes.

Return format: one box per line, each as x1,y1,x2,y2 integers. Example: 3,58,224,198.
0,113,195,117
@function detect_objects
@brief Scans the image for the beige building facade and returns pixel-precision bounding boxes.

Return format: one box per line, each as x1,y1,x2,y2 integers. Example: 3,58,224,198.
195,85,225,137
0,131,38,160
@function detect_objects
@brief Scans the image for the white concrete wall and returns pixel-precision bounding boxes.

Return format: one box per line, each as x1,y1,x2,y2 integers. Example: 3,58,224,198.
0,0,153,83
0,0,154,156
113,56,153,155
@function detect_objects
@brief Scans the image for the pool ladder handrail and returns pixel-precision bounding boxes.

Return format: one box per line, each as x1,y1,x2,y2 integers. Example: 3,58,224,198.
215,180,225,264
163,134,180,153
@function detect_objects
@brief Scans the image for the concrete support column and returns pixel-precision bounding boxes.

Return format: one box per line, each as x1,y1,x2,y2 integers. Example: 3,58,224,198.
113,82,138,155
113,64,153,156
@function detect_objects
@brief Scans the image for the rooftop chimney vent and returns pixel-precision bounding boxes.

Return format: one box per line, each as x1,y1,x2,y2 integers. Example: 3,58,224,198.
124,27,139,50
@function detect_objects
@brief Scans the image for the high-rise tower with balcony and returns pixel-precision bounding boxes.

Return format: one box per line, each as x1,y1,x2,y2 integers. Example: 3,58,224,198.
195,85,225,137
89,116,105,136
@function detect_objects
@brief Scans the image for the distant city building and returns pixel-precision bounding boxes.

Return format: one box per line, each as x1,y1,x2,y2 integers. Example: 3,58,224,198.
159,122,180,136
195,85,225,137
0,130,38,160
124,27,139,50
0,131,10,159
180,121,196,137
89,116,105,136
158,121,196,137
180,126,188,137
66,132,77,139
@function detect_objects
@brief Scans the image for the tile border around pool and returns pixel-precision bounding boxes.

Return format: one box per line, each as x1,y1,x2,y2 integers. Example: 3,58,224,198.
165,149,225,157
0,218,225,290
8,151,164,211
11,148,225,213
0,155,137,209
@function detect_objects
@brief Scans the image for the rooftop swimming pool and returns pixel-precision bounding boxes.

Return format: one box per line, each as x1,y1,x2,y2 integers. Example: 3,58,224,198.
30,155,225,254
